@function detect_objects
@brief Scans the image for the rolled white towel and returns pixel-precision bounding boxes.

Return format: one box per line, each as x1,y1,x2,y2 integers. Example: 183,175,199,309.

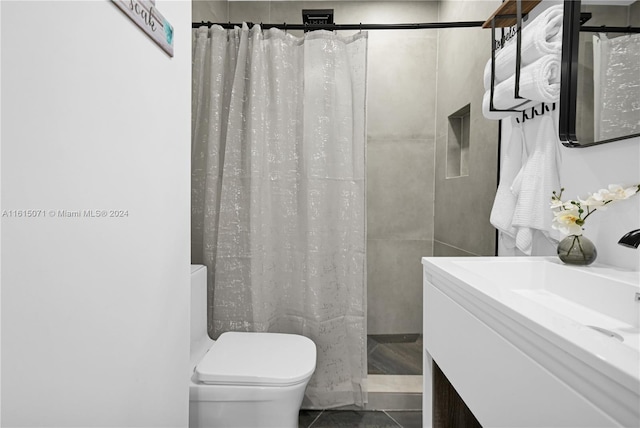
482,93,511,120
520,54,561,101
482,91,533,120
482,54,560,120
483,4,563,90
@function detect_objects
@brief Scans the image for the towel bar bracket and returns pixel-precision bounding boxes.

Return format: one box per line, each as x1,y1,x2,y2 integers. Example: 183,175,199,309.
488,0,537,115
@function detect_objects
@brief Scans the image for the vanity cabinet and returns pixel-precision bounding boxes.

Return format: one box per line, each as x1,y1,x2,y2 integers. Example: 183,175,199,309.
422,258,634,428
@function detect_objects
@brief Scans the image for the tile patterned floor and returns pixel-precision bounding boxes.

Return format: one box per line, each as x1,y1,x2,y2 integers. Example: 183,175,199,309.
298,410,422,428
367,334,423,375
298,335,424,426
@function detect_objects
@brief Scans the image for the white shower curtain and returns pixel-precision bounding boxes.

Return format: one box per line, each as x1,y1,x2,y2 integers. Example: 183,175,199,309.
593,33,640,141
191,24,367,409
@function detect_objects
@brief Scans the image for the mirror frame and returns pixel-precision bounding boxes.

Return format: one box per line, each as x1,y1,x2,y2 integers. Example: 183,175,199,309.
559,0,580,147
559,0,640,147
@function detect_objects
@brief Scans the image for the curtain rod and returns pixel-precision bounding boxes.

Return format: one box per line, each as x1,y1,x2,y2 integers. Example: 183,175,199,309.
580,26,640,33
191,21,485,30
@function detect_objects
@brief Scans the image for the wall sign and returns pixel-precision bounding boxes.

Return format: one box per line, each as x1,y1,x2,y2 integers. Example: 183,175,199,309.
112,0,174,57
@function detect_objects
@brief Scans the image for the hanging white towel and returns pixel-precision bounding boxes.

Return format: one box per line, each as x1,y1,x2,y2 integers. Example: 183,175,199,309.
483,4,564,90
490,118,528,249
510,115,563,255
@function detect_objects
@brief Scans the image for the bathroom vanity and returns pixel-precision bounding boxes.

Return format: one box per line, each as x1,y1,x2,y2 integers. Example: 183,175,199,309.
422,257,640,428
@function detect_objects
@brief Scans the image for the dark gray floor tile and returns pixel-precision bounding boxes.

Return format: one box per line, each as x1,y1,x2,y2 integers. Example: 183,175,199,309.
386,411,422,428
299,410,323,428
369,334,421,344
311,410,401,427
368,335,423,375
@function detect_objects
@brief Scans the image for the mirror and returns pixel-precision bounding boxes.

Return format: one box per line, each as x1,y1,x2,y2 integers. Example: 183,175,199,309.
559,0,640,147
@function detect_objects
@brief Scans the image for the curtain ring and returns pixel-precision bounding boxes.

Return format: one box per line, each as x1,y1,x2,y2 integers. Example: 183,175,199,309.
359,22,362,33
284,22,287,33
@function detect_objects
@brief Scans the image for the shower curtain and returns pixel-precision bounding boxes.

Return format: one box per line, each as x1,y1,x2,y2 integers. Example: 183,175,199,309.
593,33,640,141
191,24,368,409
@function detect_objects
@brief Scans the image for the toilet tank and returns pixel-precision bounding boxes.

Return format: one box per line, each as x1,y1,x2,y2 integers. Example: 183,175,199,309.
190,265,210,356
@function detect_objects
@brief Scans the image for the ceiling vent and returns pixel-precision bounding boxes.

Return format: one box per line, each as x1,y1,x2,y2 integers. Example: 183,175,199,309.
302,9,334,31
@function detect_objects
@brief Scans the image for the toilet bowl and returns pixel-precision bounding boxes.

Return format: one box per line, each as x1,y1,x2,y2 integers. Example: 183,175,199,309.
189,265,317,428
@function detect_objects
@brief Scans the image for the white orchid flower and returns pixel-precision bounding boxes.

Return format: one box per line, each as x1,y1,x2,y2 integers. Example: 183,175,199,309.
579,193,607,208
552,207,583,236
551,184,639,238
550,197,564,209
602,184,638,201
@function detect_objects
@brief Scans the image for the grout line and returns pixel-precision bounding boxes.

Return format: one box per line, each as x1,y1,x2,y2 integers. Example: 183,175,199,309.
306,410,323,428
366,238,433,242
433,239,478,256
367,138,434,143
383,410,405,428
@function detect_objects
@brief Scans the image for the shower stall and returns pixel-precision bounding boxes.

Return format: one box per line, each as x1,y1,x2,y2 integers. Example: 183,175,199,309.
191,0,500,410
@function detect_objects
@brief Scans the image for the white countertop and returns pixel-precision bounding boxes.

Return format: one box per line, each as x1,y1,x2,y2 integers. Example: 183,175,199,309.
422,256,640,395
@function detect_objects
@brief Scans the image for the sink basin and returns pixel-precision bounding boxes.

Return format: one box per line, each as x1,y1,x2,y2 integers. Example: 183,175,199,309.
423,256,640,394
451,258,640,347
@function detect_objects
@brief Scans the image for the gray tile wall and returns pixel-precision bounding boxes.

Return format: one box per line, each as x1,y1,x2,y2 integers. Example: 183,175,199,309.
433,0,500,257
359,2,438,335
193,1,228,22
192,1,501,335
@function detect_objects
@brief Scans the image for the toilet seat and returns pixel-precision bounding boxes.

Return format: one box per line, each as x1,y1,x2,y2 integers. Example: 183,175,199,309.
195,332,316,387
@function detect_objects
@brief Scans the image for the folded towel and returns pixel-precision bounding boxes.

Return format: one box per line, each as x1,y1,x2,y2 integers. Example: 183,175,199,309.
490,119,527,241
483,4,563,90
482,54,560,120
510,115,563,254
518,54,561,102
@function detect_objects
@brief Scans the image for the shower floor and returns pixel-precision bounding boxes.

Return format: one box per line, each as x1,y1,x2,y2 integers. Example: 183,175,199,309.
367,334,423,375
298,409,421,427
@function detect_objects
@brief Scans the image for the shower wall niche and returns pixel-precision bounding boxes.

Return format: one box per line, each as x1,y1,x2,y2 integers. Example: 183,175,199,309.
446,104,471,179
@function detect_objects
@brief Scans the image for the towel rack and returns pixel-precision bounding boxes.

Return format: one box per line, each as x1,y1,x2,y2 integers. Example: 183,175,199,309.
483,0,541,29
485,0,542,114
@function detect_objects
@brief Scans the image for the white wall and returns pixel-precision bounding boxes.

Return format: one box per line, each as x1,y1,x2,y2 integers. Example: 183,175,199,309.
500,116,640,271
558,136,640,271
1,1,191,426
0,0,3,417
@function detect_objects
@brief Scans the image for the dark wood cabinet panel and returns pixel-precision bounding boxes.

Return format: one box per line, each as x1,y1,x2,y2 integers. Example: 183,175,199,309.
433,360,483,428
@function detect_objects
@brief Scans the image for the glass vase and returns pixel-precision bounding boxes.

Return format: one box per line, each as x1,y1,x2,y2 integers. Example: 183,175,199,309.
557,234,597,266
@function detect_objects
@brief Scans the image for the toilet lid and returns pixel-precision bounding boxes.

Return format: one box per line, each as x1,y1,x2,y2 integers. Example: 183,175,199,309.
195,332,317,387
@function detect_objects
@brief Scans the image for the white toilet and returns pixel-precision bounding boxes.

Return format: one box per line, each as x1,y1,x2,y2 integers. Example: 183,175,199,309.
189,265,317,428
